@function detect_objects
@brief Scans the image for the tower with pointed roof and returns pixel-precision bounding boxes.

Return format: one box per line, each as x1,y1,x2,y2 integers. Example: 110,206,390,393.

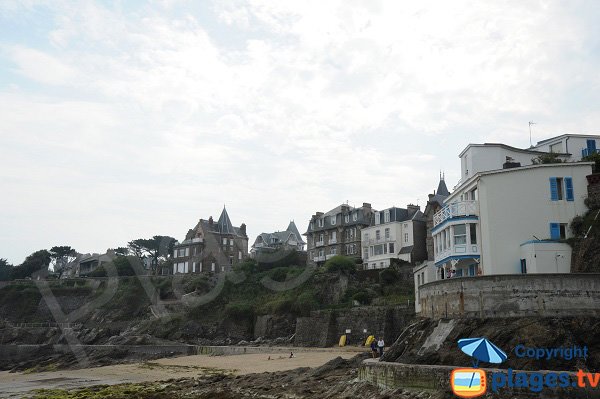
424,174,451,261
171,206,249,275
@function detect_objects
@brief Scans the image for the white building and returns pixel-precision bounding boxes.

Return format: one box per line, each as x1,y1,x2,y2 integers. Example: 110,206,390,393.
361,205,427,269
432,134,598,279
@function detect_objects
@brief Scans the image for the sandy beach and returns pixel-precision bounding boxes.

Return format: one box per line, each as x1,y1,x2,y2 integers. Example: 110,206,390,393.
0,347,362,397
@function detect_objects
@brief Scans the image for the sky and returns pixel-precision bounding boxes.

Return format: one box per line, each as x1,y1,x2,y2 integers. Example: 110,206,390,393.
1,0,600,264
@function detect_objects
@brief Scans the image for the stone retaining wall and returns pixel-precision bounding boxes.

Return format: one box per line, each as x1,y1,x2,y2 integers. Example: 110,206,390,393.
359,360,598,398
418,273,600,319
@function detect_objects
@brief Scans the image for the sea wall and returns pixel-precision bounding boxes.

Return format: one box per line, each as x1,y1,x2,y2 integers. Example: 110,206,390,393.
294,306,414,347
359,359,597,398
418,274,600,319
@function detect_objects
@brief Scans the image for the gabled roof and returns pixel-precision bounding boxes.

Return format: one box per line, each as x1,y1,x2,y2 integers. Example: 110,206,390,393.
217,206,235,235
286,221,305,244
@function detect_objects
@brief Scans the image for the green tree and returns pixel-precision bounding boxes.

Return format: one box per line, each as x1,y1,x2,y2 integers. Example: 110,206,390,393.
0,258,12,281
49,246,77,277
324,255,356,274
532,153,564,164
10,250,51,280
128,236,177,275
582,152,600,173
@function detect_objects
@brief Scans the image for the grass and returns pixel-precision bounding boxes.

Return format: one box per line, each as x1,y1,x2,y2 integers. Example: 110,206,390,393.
29,383,170,399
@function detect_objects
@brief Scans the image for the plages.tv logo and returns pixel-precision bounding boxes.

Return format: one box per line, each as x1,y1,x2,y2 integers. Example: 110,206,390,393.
450,337,508,398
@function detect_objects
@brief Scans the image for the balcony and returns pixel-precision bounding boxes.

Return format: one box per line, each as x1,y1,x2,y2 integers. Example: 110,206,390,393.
329,238,337,244
315,240,325,247
313,255,326,262
433,200,479,227
325,254,336,260
366,237,394,245
434,243,480,265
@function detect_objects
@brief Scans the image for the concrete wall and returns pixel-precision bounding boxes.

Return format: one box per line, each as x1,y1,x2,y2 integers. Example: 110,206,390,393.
294,306,414,347
418,274,600,319
359,359,595,398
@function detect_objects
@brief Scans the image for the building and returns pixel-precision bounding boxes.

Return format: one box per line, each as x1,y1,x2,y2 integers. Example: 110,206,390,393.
304,203,374,266
251,221,306,256
172,207,248,274
77,251,114,276
433,134,597,279
414,175,451,312
360,205,427,270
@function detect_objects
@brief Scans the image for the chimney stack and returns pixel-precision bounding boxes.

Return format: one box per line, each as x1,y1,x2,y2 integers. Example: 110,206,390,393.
240,223,247,235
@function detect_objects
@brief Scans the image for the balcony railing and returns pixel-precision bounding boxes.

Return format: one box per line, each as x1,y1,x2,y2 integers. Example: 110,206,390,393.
313,255,326,262
433,200,479,227
329,239,337,244
315,240,325,247
366,237,394,245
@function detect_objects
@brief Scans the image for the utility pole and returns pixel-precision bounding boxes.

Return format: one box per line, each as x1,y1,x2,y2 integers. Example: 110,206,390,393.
528,121,536,148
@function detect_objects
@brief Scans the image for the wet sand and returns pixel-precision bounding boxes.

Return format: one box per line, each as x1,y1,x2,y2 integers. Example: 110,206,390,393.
0,347,362,397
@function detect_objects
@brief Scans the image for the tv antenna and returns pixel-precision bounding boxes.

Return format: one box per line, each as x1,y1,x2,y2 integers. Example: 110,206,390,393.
528,121,536,148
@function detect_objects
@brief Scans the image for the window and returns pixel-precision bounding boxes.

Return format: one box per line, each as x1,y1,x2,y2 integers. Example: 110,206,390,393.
380,262,384,268
550,223,567,239
353,212,357,221
376,230,381,240
417,274,421,285
344,214,349,223
520,259,527,274
330,215,336,225
318,219,324,227
222,238,227,245
331,247,337,255
310,222,314,230
385,228,390,239
330,231,337,242
550,177,564,200
230,239,234,245
565,177,574,201
238,251,242,260
469,223,477,244
384,211,390,223
389,243,394,253
468,264,476,276
456,269,463,277
211,262,215,272
199,262,202,272
365,233,369,241
374,244,384,255
375,212,381,224
363,247,369,259
404,233,409,243
454,225,467,245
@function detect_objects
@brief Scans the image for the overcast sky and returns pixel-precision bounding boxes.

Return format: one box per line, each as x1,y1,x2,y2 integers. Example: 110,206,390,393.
1,1,600,264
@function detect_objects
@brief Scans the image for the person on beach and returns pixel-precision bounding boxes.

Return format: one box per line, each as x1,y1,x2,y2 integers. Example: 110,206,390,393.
370,339,377,358
289,351,294,358
377,337,385,359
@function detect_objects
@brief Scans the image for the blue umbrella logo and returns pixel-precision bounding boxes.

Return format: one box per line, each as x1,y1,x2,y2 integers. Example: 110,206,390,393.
458,337,508,368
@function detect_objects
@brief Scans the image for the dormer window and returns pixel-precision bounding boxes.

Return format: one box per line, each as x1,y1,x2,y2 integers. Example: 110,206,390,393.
353,212,358,221
344,214,349,223
375,212,381,225
330,216,336,225
384,210,390,223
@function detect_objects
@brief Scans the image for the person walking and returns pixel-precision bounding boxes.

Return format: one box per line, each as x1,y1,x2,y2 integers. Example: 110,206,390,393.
377,337,385,359
370,339,377,358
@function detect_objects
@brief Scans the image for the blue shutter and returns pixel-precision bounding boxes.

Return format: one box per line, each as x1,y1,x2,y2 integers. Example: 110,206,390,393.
549,177,558,201
587,139,597,152
550,223,560,240
565,177,574,201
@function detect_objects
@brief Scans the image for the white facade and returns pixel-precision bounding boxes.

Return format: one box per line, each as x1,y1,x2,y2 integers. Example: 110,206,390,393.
531,134,599,160
413,261,436,313
458,135,599,188
433,162,592,277
362,220,414,269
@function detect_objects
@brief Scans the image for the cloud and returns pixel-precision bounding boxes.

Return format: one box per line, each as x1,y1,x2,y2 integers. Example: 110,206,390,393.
1,0,599,263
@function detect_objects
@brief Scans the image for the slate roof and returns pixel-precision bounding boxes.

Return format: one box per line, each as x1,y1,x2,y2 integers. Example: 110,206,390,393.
254,221,306,247
399,245,414,254
217,207,235,235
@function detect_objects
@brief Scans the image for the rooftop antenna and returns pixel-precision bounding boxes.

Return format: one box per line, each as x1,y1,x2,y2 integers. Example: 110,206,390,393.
528,121,536,148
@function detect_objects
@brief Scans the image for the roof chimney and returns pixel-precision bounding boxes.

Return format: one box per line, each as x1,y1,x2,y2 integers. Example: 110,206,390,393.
240,223,247,235
362,202,371,209
209,216,213,225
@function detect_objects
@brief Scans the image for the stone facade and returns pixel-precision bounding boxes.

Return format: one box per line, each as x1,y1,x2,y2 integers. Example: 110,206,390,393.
304,203,374,267
171,207,248,274
294,306,414,347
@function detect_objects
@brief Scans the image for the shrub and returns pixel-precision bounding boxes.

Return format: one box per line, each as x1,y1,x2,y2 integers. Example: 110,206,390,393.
324,256,356,274
293,292,319,316
585,196,600,211
352,290,371,305
270,268,288,282
379,268,400,285
225,302,255,321
570,216,585,237
532,153,563,164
